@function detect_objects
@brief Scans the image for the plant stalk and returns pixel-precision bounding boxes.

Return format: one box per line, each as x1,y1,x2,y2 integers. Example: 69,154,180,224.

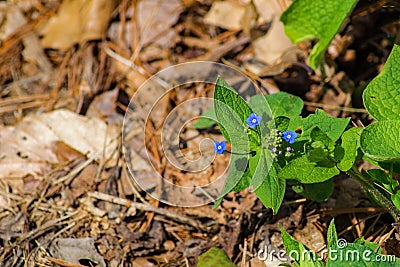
347,166,400,222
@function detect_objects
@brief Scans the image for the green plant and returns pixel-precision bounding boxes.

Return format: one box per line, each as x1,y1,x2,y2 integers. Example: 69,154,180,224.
280,219,400,266
197,44,400,220
280,0,359,69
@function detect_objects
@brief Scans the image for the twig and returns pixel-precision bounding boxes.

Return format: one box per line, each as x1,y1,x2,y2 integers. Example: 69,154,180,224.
241,239,247,267
87,191,206,230
304,101,367,113
20,211,80,242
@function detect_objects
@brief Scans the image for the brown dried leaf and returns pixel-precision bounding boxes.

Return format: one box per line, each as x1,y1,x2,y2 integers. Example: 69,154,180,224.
204,1,255,31
51,141,84,164
136,0,183,47
86,88,123,126
0,109,119,186
253,16,296,65
293,222,325,252
49,238,106,267
253,0,291,22
40,0,116,50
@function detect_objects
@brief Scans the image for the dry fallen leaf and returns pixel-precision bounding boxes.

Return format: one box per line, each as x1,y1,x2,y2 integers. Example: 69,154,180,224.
136,0,183,47
40,0,116,50
0,109,119,186
49,238,106,267
204,1,255,31
293,222,325,253
253,16,296,65
253,0,291,22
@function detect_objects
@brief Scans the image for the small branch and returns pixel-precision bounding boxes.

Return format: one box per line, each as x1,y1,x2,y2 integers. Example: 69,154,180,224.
88,191,206,231
304,101,367,113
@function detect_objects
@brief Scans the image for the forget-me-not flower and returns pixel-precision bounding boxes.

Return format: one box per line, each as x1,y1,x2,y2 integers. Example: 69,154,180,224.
246,113,262,128
282,131,298,144
214,141,226,154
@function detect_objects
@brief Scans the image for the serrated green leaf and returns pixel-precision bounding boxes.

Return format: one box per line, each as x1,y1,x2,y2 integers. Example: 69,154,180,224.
288,110,350,142
327,219,337,249
363,45,400,121
213,154,248,208
280,156,339,183
193,107,216,129
292,179,333,202
337,127,362,171
360,120,400,162
280,0,358,69
214,77,252,152
254,163,285,214
254,92,304,117
197,247,237,267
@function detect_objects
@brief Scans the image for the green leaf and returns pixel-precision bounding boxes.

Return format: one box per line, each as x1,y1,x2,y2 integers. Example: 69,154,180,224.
252,92,304,117
281,227,301,264
213,154,249,208
392,190,400,210
193,107,216,129
214,77,252,152
326,242,400,266
298,243,324,267
360,120,400,162
292,179,333,202
254,163,286,214
248,94,276,140
327,219,337,249
355,237,381,253
310,126,335,151
367,169,398,193
281,227,324,266
363,45,400,121
337,127,362,171
379,162,400,174
249,148,274,190
307,147,328,163
288,109,350,142
275,116,290,131
280,155,339,183
280,0,359,69
231,168,252,192
197,247,237,267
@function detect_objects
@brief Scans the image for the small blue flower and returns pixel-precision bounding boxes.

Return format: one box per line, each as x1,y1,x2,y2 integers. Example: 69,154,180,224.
246,113,262,128
214,141,226,154
282,131,298,144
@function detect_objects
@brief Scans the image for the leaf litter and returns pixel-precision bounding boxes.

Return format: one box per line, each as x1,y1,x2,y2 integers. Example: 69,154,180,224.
0,0,399,266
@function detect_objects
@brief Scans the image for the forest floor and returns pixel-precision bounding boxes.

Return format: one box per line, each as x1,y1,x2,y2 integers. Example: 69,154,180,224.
0,0,399,266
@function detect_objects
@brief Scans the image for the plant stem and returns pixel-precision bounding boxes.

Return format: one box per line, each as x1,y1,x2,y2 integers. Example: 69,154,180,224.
347,166,400,222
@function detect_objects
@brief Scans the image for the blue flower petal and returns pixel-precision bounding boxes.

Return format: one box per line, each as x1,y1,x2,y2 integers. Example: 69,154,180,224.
246,113,262,128
214,141,227,154
282,131,298,144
